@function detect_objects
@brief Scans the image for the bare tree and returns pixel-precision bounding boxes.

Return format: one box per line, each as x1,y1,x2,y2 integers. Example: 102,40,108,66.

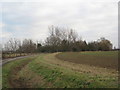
44,26,79,52
68,29,78,43
3,38,20,53
21,39,36,53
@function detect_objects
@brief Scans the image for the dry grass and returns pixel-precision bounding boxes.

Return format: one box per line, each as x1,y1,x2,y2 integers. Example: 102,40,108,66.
44,52,118,77
2,53,28,59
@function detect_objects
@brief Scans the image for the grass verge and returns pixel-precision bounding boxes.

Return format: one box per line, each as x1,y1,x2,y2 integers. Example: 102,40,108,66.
28,54,118,88
2,56,36,88
2,53,118,88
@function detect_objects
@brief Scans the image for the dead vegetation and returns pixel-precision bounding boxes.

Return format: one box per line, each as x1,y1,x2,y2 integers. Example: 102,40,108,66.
45,52,118,77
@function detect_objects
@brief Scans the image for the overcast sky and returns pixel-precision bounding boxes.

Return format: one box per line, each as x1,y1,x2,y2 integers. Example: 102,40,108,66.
0,0,119,48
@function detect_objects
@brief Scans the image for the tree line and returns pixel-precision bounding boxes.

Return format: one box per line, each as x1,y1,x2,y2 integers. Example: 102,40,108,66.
3,26,114,54
37,26,113,52
3,38,36,54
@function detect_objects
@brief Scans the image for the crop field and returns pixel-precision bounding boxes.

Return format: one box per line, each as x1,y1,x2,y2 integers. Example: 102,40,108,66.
56,51,118,70
2,51,119,88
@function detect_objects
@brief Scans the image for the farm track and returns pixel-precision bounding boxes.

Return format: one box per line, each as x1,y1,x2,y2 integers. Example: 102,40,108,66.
8,58,33,88
1,55,33,66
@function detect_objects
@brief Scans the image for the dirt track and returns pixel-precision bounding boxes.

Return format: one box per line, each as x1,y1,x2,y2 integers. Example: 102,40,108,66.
1,55,32,66
8,58,33,88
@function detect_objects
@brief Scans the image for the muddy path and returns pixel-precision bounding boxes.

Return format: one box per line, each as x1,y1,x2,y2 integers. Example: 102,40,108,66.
8,58,33,88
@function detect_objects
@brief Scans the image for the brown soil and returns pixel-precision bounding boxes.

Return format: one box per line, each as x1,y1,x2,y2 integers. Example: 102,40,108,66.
56,52,118,70
8,59,33,88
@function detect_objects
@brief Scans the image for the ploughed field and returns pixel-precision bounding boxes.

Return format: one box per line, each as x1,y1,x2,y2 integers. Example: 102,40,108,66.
2,51,119,88
56,51,118,70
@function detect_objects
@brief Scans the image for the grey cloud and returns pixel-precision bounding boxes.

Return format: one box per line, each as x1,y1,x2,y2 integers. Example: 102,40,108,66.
1,0,118,47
